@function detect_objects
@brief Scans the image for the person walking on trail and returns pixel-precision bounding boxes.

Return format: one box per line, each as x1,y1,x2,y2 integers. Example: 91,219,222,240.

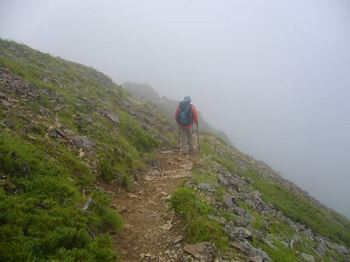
175,96,199,153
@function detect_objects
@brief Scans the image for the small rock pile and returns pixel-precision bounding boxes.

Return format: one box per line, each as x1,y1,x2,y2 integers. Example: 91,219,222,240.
0,68,39,105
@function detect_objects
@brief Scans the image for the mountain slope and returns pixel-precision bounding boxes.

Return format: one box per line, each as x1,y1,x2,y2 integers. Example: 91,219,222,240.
122,81,350,260
0,39,177,261
122,81,233,146
0,39,349,261
178,135,350,261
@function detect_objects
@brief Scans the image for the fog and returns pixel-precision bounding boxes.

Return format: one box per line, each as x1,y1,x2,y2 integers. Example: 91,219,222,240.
1,0,349,217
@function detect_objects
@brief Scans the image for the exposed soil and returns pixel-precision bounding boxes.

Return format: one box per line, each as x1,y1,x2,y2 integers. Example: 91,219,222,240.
109,151,197,261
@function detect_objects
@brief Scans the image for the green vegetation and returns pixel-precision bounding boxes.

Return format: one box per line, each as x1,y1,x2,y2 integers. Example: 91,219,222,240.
119,111,160,152
254,239,300,262
0,130,122,261
201,135,350,248
170,187,228,250
244,170,350,246
1,38,349,261
0,39,176,260
200,137,239,173
269,221,295,240
194,135,350,261
192,165,218,186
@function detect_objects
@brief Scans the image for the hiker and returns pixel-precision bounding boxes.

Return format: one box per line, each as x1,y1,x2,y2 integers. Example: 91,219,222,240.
175,96,199,153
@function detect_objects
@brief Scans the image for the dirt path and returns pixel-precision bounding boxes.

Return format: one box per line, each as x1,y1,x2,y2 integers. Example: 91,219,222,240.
110,151,196,261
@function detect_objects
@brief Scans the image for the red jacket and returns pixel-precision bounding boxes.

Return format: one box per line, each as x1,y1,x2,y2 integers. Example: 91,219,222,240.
175,104,199,129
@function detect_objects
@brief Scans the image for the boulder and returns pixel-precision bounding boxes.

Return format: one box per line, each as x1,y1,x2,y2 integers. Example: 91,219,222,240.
234,216,251,227
226,175,244,191
335,245,348,255
231,240,251,253
71,136,95,149
249,256,263,262
48,128,66,139
231,241,270,261
263,237,276,250
243,191,270,212
217,173,229,186
327,242,349,255
247,246,269,262
233,207,246,217
222,194,238,209
173,235,184,244
300,253,315,262
104,111,120,124
289,235,300,249
315,239,327,256
0,91,7,99
225,224,253,241
197,183,215,192
184,242,217,261
0,99,12,109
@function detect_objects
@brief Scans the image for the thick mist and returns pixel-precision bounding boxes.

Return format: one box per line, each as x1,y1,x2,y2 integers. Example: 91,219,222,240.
1,0,349,217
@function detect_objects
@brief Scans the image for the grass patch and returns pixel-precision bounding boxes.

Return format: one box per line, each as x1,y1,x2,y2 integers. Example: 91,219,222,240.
244,170,350,247
0,130,122,261
269,221,295,240
254,238,300,262
192,165,218,186
119,111,160,152
170,187,228,250
200,137,239,173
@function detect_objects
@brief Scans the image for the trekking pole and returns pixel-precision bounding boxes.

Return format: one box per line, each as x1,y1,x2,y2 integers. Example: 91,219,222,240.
196,124,200,152
178,126,181,152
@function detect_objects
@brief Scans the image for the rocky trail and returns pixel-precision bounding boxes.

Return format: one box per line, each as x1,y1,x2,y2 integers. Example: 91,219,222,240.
2,40,350,262
108,151,197,261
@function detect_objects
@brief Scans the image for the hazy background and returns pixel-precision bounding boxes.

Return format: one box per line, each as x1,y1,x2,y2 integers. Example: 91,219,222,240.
1,0,349,217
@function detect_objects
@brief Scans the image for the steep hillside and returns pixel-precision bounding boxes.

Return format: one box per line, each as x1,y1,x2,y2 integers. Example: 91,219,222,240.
123,84,350,260
171,135,350,261
0,39,176,261
122,82,232,146
0,39,349,262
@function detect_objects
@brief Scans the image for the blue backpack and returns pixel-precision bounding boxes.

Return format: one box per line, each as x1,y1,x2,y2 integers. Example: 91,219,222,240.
178,101,193,125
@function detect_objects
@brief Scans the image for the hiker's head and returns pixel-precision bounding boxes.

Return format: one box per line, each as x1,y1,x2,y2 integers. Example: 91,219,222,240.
184,96,192,102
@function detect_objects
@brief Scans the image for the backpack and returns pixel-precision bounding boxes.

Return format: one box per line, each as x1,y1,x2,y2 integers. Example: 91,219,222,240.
178,101,193,125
